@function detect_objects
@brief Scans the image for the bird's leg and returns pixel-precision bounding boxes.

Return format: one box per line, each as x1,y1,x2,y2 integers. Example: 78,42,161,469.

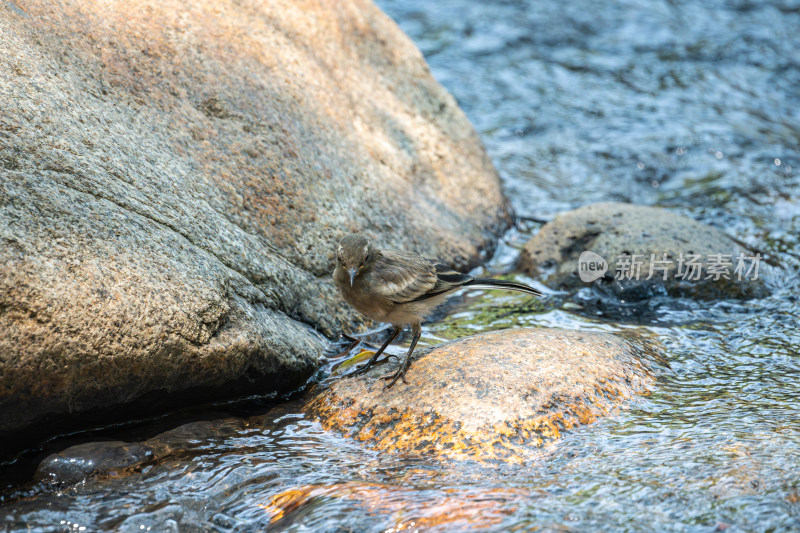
382,322,421,389
352,325,401,376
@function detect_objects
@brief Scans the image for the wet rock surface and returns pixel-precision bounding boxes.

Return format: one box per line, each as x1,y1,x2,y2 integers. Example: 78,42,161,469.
519,202,768,300
0,0,508,444
33,418,252,486
260,482,531,531
306,328,655,462
34,441,155,486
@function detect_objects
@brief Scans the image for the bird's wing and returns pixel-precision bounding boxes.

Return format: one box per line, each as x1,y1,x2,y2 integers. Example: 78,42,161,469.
407,263,474,302
369,250,438,304
369,250,473,304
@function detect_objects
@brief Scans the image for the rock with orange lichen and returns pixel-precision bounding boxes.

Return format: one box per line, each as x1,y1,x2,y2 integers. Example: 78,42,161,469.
0,0,509,448
306,328,655,462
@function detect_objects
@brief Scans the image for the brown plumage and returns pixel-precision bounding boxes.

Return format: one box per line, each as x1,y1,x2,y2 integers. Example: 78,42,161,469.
333,233,542,389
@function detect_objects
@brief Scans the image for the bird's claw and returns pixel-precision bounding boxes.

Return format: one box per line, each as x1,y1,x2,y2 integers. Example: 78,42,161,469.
351,355,398,376
381,368,409,389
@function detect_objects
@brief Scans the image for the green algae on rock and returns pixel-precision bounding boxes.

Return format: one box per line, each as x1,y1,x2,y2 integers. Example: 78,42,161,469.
306,328,654,463
519,202,769,300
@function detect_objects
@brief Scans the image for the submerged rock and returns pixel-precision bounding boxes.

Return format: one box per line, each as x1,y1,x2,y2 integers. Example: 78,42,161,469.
35,441,154,485
34,417,251,485
519,202,768,300
0,0,508,447
306,328,654,463
261,482,530,531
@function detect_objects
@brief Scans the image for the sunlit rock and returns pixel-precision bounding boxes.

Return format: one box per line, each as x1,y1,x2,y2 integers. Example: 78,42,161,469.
306,328,654,463
519,202,770,300
0,0,508,449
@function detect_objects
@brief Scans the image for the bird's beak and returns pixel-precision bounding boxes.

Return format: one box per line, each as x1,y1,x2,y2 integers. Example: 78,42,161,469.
348,267,358,287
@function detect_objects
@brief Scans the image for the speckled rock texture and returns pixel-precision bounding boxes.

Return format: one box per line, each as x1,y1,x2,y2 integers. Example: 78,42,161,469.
0,0,509,444
306,328,654,463
519,202,767,300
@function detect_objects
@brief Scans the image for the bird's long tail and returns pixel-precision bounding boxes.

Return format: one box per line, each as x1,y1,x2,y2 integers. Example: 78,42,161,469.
465,278,542,297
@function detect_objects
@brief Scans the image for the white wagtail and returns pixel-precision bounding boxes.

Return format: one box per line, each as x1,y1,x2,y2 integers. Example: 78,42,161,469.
333,233,542,389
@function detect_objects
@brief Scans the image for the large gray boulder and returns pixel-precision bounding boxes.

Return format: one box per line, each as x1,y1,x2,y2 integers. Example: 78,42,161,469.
0,0,509,445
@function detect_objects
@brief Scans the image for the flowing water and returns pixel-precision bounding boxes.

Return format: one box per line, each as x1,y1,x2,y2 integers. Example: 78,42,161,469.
2,0,800,531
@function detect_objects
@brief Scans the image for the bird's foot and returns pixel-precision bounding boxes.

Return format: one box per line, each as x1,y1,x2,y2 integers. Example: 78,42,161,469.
351,355,397,376
381,367,409,389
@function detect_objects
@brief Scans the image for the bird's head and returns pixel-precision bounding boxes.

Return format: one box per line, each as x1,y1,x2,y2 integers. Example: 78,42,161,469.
336,233,374,286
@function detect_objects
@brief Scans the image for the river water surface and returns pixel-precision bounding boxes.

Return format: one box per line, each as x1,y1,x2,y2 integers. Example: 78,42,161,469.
2,0,800,531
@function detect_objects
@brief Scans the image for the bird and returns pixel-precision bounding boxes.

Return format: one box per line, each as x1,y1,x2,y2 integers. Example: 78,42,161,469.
333,233,542,389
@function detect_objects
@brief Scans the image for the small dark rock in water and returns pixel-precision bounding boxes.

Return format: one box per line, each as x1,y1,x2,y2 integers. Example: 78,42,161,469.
32,418,253,486
35,441,154,485
519,202,770,301
306,328,656,463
